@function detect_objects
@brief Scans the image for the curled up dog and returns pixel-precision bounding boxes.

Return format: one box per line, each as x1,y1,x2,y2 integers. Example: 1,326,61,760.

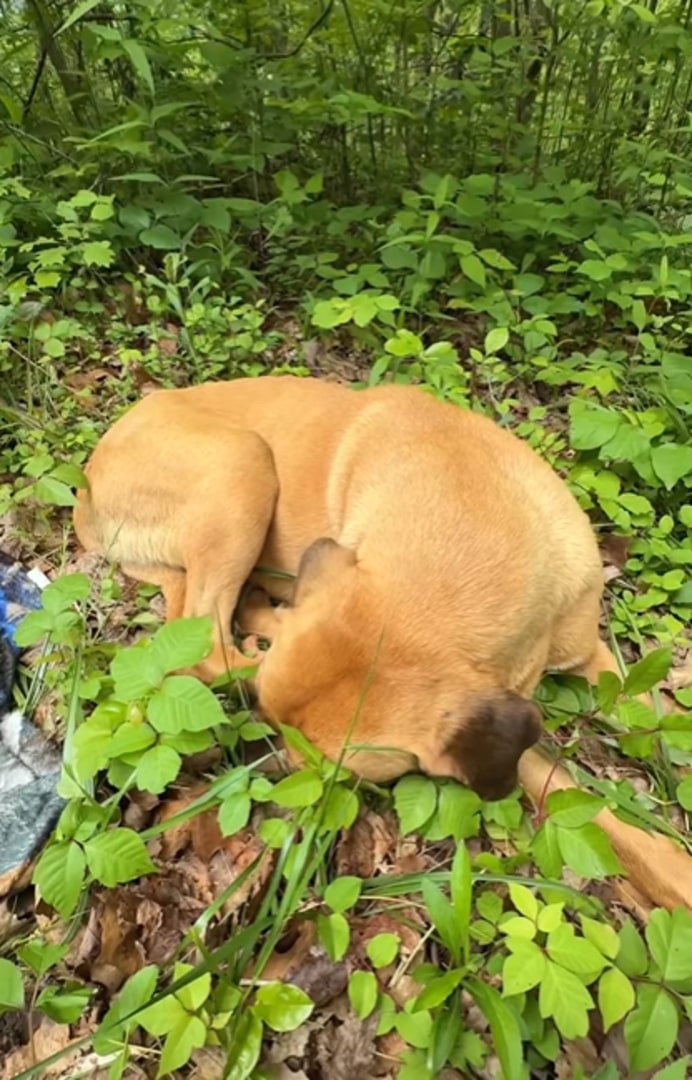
73,376,629,801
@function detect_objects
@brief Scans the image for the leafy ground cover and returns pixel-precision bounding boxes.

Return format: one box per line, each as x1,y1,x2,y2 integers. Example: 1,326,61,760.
2,1,692,1077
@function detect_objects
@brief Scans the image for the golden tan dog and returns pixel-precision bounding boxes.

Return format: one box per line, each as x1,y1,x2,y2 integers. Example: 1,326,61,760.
74,376,625,800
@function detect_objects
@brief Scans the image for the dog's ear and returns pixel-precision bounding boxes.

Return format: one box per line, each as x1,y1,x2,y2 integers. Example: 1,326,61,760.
442,692,542,801
292,537,356,605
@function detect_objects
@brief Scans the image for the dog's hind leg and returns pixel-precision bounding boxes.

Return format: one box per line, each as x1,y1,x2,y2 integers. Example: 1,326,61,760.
177,429,279,682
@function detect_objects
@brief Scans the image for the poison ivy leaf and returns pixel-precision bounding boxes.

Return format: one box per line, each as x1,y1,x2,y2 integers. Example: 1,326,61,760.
111,643,164,700
158,1014,206,1077
625,984,679,1073
502,938,546,995
147,676,225,734
651,1057,691,1080
539,959,593,1039
545,789,604,828
547,922,607,978
556,822,623,878
224,1010,263,1080
531,819,563,878
646,907,692,991
623,647,672,695
507,882,538,921
218,791,252,836
151,617,213,672
580,915,620,960
135,744,182,794
435,783,480,840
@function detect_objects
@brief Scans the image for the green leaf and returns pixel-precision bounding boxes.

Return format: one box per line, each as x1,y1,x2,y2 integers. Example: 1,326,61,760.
531,819,563,878
224,1010,263,1080
556,822,623,878
17,941,69,978
320,785,359,831
413,968,465,1012
547,922,607,978
254,983,313,1032
82,240,114,266
56,0,103,34
147,676,226,734
135,744,181,794
651,444,692,490
393,775,437,834
348,970,378,1020
623,647,672,695
139,225,182,250
259,817,292,849
159,1014,206,1077
625,984,679,1073
467,978,524,1080
0,959,24,1009
435,783,480,840
451,843,472,963
324,876,362,914
580,915,620,960
151,618,213,672
84,829,156,887
33,841,86,918
107,721,157,759
317,912,350,962
95,966,160,1054
677,776,692,811
508,882,538,921
460,253,486,288
366,933,400,968
646,907,692,990
569,401,621,451
121,39,155,96
34,475,75,506
539,959,594,1039
484,327,509,354
652,1057,691,1080
502,939,546,995
37,985,92,1024
218,791,252,836
271,769,324,808
111,644,163,700
599,966,635,1032
617,919,648,977
545,789,604,828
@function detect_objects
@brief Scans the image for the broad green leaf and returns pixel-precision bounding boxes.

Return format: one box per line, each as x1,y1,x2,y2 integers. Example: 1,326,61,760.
677,776,692,811
224,1010,263,1080
56,0,103,35
348,970,378,1020
393,775,437,834
84,829,156,887
37,985,93,1024
317,912,350,962
95,966,160,1054
111,644,164,700
395,1002,433,1048
651,444,692,491
599,966,635,1032
646,907,692,990
652,1057,691,1080
0,959,24,1009
33,841,86,918
467,978,524,1080
121,39,155,96
139,993,186,1036
254,983,313,1032
547,922,607,978
460,253,486,288
139,225,181,250
569,401,621,451
536,903,564,933
556,822,623,878
625,984,679,1073
324,876,362,914
158,1014,206,1077
366,933,400,968
617,919,648,977
218,791,252,836
531,819,563,878
623,647,672,695
484,327,509,354
538,959,593,1040
435,783,480,840
508,882,538,921
147,676,226,734
413,968,465,1012
502,939,546,995
580,915,620,960
320,785,359,831
545,789,604,828
271,769,324,808
151,617,213,672
135,744,182,794
107,720,157,759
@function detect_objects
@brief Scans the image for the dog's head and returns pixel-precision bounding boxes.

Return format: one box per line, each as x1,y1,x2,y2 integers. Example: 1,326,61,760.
256,537,542,799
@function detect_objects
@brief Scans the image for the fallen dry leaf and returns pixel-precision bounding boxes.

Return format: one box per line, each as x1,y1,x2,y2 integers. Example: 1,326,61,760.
1,1016,76,1079
335,809,397,879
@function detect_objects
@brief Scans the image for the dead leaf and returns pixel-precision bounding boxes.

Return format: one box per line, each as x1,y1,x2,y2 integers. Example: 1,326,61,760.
1,1016,75,1079
336,810,397,879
